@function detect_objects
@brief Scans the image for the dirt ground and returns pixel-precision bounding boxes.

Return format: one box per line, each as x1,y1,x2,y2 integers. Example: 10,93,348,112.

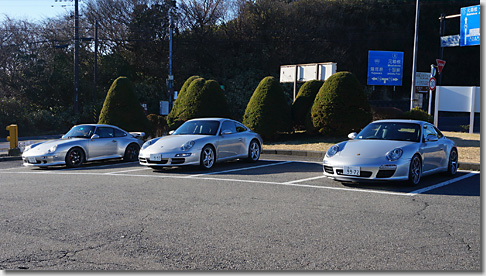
263,131,480,164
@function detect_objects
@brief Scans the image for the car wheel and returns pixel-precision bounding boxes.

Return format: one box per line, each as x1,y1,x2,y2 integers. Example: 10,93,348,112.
408,154,422,185
446,148,458,176
65,147,84,168
123,143,140,162
247,139,261,162
200,145,215,169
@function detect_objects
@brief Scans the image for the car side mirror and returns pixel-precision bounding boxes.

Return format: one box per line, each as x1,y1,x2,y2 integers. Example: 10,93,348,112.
169,130,175,135
91,134,100,140
221,130,232,135
425,134,438,142
348,132,357,140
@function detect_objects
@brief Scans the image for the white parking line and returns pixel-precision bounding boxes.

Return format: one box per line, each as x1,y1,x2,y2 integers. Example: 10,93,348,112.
284,175,327,184
106,167,152,174
409,172,479,195
185,161,293,177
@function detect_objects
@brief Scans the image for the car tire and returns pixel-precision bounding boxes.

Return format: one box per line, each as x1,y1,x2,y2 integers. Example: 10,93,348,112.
200,145,215,170
446,148,458,176
247,139,261,162
123,143,140,162
65,147,84,168
407,154,422,186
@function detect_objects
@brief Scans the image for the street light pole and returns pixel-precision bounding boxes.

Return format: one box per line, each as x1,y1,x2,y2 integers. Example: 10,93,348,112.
74,0,79,114
409,0,420,111
167,11,174,112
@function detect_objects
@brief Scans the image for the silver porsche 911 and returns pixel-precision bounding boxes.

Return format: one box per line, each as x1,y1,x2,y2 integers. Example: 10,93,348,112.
139,118,263,170
323,119,458,185
22,124,145,168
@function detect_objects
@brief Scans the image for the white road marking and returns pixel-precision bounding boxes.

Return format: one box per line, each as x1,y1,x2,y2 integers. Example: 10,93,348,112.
284,175,328,184
409,172,479,195
106,167,152,174
185,161,293,177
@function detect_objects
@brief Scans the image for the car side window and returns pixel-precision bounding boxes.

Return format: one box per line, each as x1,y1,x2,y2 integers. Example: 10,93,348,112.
235,123,247,133
95,127,114,138
221,121,237,134
433,126,444,139
114,128,127,137
423,124,438,140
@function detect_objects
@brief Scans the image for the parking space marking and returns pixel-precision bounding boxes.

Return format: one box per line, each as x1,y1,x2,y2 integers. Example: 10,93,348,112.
409,172,479,195
284,175,327,184
106,167,152,174
185,161,293,177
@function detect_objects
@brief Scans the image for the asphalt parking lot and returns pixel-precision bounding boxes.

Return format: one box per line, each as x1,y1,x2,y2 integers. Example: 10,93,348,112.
0,154,480,271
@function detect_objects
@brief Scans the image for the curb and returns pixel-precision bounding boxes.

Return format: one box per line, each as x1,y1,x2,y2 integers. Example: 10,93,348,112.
0,155,22,162
262,149,480,171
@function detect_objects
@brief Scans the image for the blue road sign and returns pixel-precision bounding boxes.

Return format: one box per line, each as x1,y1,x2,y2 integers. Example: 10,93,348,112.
460,5,480,46
367,51,403,86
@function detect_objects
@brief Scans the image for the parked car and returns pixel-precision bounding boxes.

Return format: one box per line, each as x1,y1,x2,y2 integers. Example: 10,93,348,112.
22,124,145,168
323,119,458,185
139,118,263,170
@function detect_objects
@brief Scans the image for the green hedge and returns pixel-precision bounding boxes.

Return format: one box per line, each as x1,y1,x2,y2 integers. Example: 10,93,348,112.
292,80,324,129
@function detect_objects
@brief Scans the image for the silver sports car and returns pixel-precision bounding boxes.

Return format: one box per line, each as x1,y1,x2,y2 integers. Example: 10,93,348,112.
323,119,458,185
22,124,145,168
139,118,263,169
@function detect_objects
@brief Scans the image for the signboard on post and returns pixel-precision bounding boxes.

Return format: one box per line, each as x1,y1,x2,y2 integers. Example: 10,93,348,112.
415,72,430,93
436,59,446,74
460,5,480,46
367,51,404,86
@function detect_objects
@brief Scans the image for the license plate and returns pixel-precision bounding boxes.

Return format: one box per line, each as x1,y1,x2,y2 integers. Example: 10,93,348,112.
28,157,37,164
343,166,360,176
150,154,162,161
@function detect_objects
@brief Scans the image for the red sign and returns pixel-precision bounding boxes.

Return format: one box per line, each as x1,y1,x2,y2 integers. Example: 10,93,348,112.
436,59,446,74
429,77,437,91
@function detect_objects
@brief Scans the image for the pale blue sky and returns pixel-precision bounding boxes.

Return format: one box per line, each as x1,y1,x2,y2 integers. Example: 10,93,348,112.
0,0,75,22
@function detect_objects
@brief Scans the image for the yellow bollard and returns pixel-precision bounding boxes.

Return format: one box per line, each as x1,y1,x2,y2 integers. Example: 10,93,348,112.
6,124,20,156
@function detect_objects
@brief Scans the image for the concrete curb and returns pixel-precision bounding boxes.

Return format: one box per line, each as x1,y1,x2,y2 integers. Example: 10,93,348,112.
262,149,480,171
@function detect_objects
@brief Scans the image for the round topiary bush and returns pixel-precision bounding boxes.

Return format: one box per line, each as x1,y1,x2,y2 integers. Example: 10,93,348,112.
167,75,200,129
167,77,231,129
401,107,433,123
292,80,324,129
243,76,291,140
309,71,372,136
147,114,168,138
98,76,151,132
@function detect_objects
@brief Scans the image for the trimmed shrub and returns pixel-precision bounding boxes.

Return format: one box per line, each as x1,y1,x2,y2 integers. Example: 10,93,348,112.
98,76,151,132
243,76,291,139
371,106,404,121
292,80,324,128
401,107,433,123
167,77,231,129
309,71,372,136
147,114,168,138
167,75,200,129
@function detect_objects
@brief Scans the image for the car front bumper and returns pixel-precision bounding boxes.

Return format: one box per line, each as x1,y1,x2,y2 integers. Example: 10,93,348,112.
22,153,66,167
139,150,201,167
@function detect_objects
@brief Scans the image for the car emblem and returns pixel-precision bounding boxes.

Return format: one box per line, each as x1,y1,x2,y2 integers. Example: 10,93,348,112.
357,153,360,156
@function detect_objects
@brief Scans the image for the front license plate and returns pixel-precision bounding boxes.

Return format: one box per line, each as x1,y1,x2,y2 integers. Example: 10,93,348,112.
150,154,162,161
28,157,37,164
343,166,360,176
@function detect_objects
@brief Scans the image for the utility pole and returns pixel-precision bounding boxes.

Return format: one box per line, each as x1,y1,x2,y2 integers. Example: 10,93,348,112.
409,0,420,111
167,10,174,111
93,19,98,103
74,0,79,114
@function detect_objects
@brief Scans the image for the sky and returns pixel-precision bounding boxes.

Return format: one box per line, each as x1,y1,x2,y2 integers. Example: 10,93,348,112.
0,0,76,22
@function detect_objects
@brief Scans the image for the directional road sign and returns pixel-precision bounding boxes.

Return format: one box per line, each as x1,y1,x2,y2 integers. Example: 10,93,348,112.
460,5,480,46
367,51,404,86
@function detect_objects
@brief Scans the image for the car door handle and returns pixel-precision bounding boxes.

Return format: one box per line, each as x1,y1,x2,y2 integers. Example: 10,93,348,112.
239,138,243,141
112,140,117,143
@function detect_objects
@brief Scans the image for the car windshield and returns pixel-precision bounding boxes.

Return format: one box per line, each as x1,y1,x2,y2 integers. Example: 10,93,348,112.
63,125,96,138
356,122,421,142
173,120,220,135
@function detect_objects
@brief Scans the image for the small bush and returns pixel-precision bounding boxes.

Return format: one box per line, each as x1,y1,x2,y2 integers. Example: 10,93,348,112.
98,76,151,132
309,71,372,136
167,75,200,129
292,80,323,129
243,76,291,140
401,107,433,123
147,114,168,138
371,106,404,121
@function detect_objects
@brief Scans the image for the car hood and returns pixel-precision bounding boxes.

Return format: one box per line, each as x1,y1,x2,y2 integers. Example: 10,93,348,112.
338,139,415,158
144,135,210,153
24,138,86,154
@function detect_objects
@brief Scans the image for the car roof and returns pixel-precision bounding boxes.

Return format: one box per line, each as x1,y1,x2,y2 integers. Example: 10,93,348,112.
372,119,427,125
187,118,230,122
74,124,125,130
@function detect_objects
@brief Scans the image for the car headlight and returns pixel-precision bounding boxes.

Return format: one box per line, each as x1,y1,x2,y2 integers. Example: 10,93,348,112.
181,140,195,151
386,148,403,161
47,145,57,153
142,138,160,150
326,144,339,157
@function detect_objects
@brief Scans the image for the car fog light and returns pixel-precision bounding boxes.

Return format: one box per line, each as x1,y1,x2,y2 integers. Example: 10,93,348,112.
379,164,397,170
175,153,192,157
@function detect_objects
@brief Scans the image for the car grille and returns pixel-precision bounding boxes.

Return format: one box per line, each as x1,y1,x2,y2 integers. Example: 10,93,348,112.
376,169,396,178
323,165,334,174
336,169,372,178
170,158,185,165
139,157,168,164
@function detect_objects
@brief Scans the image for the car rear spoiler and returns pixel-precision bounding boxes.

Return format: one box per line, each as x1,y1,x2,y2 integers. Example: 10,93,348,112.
129,132,145,139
